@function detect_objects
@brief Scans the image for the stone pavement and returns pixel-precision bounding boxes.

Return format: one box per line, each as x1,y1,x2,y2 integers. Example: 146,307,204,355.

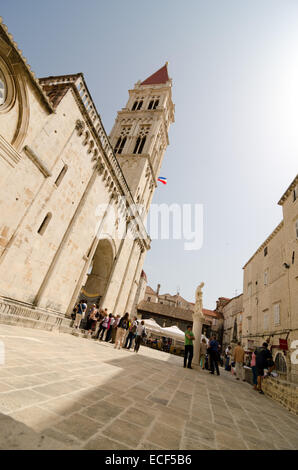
0,324,298,450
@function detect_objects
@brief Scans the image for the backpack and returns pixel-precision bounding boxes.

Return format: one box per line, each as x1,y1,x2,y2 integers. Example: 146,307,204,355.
141,327,147,338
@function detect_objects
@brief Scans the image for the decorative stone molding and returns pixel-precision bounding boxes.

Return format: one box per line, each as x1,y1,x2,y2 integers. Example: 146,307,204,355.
0,18,53,113
23,145,52,177
75,119,85,136
0,134,21,167
11,63,30,151
0,49,16,114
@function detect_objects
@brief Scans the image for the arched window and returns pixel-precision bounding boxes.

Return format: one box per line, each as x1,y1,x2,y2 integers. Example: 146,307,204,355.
114,126,131,154
54,164,68,187
114,136,127,154
133,136,146,154
148,99,159,110
132,97,144,111
275,352,287,374
0,69,7,106
87,259,94,275
37,212,52,236
133,125,150,154
148,96,160,110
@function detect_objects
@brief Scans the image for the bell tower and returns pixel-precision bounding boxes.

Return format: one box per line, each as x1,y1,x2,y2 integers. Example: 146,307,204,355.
109,63,175,217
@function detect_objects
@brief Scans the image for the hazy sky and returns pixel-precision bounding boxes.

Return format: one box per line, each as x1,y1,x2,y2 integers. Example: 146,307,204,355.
2,0,298,308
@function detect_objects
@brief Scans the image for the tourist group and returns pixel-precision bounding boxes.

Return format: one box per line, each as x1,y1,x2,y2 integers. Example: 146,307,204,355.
184,326,276,395
71,300,147,353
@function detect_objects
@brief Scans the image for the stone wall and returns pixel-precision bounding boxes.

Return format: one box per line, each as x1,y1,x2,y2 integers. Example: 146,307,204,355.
262,377,298,415
242,367,298,415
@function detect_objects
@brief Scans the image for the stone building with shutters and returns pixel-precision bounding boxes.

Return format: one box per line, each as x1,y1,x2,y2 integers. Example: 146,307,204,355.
219,294,243,351
0,18,174,322
242,175,298,383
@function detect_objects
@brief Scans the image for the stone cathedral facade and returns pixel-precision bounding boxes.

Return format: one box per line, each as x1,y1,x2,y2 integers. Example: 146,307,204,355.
0,18,175,320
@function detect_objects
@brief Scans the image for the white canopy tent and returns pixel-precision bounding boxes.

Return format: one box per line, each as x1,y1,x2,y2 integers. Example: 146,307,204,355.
142,319,209,344
159,325,185,342
142,318,163,334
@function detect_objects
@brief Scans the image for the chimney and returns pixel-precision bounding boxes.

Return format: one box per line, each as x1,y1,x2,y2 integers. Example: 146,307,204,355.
156,284,161,296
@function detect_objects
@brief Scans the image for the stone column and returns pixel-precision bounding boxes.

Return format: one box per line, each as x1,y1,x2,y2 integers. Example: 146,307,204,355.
112,239,137,315
123,246,145,313
192,282,205,366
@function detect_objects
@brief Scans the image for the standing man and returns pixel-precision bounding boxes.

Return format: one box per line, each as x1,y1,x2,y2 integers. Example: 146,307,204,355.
255,342,275,395
209,335,220,376
111,315,120,344
233,341,245,381
125,316,138,350
95,308,108,339
225,345,232,371
184,325,195,369
105,314,115,342
134,320,146,353
114,312,129,350
73,299,87,329
199,338,207,369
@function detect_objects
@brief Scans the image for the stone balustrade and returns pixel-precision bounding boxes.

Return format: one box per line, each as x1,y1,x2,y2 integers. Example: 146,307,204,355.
0,297,72,333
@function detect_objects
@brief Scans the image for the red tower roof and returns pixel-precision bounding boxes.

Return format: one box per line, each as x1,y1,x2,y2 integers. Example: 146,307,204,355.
141,64,170,85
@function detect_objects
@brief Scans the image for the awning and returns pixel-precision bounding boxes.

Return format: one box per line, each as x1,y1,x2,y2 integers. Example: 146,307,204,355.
143,320,209,344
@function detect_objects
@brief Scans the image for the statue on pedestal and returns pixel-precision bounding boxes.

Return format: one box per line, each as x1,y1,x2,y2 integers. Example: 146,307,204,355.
194,282,204,317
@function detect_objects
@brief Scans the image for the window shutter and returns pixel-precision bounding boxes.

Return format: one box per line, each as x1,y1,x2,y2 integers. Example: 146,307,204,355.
274,303,280,325
264,313,269,330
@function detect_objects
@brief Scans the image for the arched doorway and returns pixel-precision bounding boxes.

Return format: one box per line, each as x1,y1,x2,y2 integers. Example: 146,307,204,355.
80,238,114,306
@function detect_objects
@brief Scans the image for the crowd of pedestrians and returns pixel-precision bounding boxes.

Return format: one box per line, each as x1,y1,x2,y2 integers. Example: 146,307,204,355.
71,300,147,353
184,325,276,395
73,302,276,395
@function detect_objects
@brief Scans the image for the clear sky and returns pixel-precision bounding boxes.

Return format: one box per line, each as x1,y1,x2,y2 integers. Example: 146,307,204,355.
1,0,298,308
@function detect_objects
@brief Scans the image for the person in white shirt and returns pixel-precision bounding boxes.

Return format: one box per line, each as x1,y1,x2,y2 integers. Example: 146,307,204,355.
225,345,232,371
134,320,146,353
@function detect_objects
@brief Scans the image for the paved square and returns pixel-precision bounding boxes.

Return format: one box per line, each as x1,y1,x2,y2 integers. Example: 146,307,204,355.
0,324,297,450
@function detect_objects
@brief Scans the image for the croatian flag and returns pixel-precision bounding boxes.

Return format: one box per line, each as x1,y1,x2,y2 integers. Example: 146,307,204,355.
158,176,167,185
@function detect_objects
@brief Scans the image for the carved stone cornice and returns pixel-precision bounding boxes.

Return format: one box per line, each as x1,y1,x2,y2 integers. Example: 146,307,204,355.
0,135,21,168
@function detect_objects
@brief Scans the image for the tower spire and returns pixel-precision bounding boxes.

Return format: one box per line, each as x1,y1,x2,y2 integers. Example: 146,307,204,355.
141,63,170,86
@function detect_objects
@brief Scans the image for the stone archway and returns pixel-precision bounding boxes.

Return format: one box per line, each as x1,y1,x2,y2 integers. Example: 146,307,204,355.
80,238,114,305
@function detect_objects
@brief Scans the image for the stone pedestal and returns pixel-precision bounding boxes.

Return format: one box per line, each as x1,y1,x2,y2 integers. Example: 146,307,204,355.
192,313,203,365
192,282,205,366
